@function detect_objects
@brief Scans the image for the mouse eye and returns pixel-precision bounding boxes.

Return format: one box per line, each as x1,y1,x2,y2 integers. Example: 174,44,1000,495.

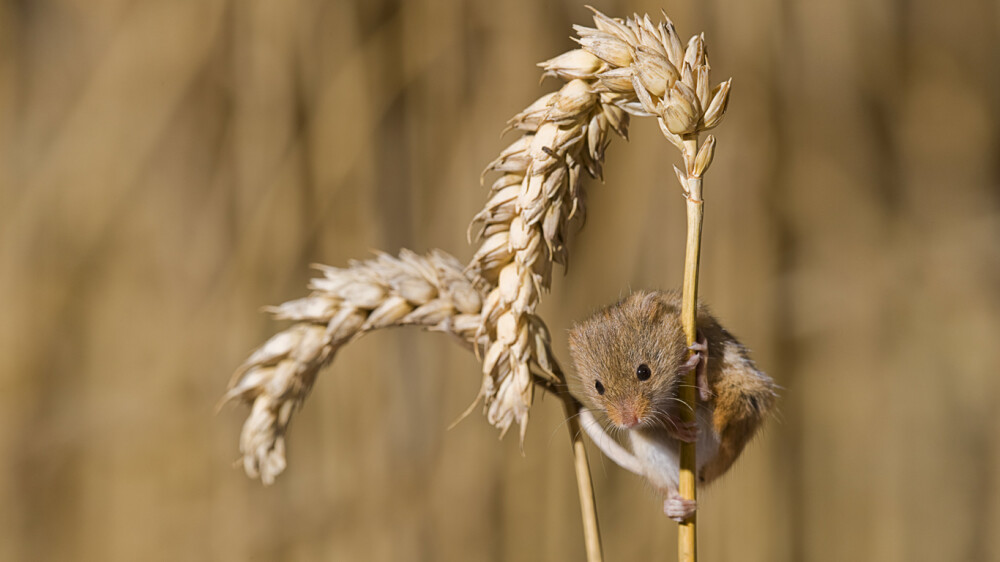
636,364,651,381
595,380,605,395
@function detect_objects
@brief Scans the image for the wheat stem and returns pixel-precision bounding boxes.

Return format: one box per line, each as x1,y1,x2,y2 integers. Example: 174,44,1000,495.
674,128,714,560
564,396,603,562
678,164,703,562
550,365,604,562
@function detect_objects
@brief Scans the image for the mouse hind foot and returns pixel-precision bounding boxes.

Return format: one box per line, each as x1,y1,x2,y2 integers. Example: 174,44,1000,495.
664,491,697,522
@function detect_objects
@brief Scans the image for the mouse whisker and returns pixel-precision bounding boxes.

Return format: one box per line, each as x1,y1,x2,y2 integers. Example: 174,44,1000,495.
548,408,588,445
657,395,695,414
673,383,715,398
647,407,681,433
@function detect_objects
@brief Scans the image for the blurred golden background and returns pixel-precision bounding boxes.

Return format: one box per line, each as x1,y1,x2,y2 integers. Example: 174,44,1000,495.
1,0,998,560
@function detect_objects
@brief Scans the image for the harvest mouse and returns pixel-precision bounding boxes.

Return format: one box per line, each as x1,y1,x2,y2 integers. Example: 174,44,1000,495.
568,290,776,521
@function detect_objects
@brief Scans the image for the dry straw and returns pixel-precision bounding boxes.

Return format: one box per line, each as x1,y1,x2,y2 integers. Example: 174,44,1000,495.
224,8,730,562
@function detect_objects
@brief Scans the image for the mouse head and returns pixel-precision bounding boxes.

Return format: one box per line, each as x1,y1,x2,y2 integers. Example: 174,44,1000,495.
568,291,688,430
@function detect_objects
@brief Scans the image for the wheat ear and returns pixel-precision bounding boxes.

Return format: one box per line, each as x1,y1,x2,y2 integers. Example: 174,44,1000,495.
221,250,487,484
467,79,626,440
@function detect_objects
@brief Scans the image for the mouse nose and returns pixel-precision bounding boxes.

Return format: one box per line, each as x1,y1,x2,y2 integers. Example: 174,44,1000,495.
614,403,640,428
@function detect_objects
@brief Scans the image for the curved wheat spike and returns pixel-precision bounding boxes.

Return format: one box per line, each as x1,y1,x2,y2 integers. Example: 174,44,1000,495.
222,250,489,484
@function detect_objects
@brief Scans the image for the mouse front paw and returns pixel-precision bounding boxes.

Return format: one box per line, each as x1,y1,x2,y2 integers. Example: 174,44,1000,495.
664,493,697,522
684,332,712,402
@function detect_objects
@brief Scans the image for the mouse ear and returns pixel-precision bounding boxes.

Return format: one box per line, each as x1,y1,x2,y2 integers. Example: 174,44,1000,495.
637,291,667,324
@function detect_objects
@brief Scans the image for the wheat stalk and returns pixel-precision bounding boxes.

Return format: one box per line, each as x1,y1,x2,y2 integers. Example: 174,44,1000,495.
224,8,730,561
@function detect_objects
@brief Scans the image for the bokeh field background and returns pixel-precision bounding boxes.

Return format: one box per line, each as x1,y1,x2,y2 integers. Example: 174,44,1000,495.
1,0,998,560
